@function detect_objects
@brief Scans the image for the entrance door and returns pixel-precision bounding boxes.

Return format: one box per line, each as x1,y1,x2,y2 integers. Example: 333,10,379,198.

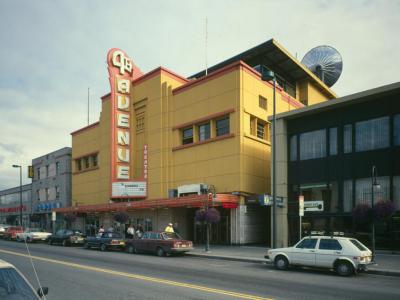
85,215,99,236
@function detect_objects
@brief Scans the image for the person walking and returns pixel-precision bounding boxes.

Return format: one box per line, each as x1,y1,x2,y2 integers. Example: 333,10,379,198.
136,224,144,238
98,225,105,236
126,224,135,239
164,223,174,233
172,222,180,235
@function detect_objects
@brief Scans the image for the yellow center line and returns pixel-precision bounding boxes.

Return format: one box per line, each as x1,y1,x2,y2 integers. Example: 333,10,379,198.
0,248,273,300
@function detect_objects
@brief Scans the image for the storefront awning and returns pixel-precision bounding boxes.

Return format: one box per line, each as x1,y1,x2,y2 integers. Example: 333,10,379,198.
53,194,239,214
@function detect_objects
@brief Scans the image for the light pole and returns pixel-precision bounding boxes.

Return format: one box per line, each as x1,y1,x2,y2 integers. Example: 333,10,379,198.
12,165,23,227
371,165,380,262
261,67,277,248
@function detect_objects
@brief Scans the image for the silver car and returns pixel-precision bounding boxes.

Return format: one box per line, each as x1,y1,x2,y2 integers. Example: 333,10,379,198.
265,236,373,276
0,259,49,299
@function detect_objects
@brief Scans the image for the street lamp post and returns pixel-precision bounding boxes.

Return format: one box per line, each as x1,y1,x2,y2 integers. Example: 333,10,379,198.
261,68,277,249
371,165,380,262
12,165,23,227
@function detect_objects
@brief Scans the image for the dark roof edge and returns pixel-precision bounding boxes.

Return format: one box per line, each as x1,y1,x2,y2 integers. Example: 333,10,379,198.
270,81,400,121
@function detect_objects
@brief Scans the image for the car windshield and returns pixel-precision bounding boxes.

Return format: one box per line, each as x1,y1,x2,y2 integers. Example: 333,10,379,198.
66,230,82,236
162,232,182,240
350,239,368,251
104,232,121,238
0,267,38,300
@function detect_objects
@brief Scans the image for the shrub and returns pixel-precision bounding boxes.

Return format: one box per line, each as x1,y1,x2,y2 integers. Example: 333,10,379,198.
195,208,221,224
353,203,372,224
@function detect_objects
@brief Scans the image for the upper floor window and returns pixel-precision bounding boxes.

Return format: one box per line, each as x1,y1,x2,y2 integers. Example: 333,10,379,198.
393,114,400,146
76,159,82,171
355,116,389,152
257,121,266,140
259,96,267,110
343,124,352,153
45,165,49,178
45,188,49,201
198,122,210,141
329,127,338,155
290,135,297,161
84,157,90,169
56,162,60,175
136,113,145,133
55,186,60,199
216,116,229,136
182,127,193,145
37,168,40,180
299,129,326,160
92,154,98,167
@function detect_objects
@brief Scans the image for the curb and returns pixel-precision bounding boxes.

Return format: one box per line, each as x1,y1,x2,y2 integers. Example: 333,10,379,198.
186,253,400,277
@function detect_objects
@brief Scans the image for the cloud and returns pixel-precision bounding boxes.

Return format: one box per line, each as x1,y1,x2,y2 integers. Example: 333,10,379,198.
0,0,399,191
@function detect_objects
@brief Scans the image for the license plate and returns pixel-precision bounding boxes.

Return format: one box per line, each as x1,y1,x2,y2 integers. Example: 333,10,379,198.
120,242,125,245
182,244,186,248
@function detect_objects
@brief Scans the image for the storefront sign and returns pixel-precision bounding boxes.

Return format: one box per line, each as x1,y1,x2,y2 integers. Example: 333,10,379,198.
0,205,26,213
112,182,147,197
299,195,304,216
107,48,146,198
259,194,284,208
304,200,324,211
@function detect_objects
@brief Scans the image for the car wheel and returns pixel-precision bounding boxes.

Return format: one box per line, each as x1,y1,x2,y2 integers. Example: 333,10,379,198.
26,237,32,243
16,236,21,242
274,255,289,270
84,242,91,249
156,247,165,257
48,239,53,245
100,244,107,252
336,261,353,276
62,240,68,247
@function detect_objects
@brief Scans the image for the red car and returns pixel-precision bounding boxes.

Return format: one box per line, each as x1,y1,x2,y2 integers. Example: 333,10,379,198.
125,231,193,257
3,226,24,240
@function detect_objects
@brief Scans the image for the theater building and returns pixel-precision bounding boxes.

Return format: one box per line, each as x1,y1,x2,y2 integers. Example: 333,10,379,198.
55,39,336,245
272,82,400,249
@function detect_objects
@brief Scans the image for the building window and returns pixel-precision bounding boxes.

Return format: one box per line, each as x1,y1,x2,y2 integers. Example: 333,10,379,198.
136,113,145,133
355,176,390,206
182,127,193,145
343,124,352,153
355,116,389,152
55,186,60,199
299,129,326,160
198,122,210,141
92,154,98,167
37,168,40,180
259,96,267,110
76,159,82,171
290,135,297,161
84,157,90,169
56,162,60,175
36,190,40,201
329,127,337,155
393,114,400,146
45,188,49,201
216,116,229,136
256,121,268,140
343,180,353,212
46,165,49,177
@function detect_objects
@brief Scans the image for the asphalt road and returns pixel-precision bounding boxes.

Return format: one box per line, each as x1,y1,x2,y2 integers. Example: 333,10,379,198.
0,240,399,300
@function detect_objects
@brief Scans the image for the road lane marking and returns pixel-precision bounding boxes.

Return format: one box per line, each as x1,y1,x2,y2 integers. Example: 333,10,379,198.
0,248,272,300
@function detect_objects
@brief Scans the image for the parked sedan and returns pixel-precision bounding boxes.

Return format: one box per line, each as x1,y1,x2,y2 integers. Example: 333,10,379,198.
265,236,373,276
0,224,10,238
16,228,52,243
125,231,194,257
3,226,23,241
48,229,86,246
84,232,125,251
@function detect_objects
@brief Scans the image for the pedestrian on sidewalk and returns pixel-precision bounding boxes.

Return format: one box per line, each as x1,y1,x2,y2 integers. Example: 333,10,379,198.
126,224,135,239
173,222,180,235
98,225,105,237
136,224,144,238
164,223,174,233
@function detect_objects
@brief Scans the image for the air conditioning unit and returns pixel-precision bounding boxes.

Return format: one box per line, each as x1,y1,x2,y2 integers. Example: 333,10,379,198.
177,184,209,197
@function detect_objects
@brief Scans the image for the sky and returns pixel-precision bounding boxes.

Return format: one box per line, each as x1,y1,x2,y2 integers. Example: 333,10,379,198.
0,0,399,190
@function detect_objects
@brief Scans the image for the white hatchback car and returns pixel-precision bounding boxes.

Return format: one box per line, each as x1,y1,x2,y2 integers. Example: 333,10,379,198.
265,236,373,276
16,228,52,243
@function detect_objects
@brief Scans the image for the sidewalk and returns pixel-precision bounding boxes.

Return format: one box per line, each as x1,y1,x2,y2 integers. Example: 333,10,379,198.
187,245,400,277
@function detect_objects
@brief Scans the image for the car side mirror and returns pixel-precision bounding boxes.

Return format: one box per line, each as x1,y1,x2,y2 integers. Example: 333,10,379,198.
37,287,49,297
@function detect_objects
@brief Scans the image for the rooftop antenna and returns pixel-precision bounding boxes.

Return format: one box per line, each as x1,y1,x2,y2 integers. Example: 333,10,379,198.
205,17,208,76
301,45,343,87
87,87,90,125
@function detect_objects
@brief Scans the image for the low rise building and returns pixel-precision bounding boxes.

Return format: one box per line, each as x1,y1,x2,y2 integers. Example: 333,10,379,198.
0,184,32,227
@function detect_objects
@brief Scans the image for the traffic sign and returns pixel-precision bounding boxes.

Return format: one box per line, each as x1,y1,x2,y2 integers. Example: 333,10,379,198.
304,201,324,211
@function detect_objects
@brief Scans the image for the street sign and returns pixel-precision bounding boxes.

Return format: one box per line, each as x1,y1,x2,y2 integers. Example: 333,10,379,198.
51,211,56,222
259,195,284,208
304,201,324,211
299,195,304,216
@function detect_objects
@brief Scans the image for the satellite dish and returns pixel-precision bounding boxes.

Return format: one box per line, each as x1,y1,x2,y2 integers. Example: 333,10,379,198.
301,45,343,87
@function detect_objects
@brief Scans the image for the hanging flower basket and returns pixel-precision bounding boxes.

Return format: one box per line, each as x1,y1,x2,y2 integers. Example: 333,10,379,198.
64,213,77,223
195,208,206,222
352,203,372,224
373,201,397,221
205,208,221,224
114,211,129,224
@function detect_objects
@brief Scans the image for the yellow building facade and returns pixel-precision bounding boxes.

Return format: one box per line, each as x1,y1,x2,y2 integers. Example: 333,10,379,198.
59,39,336,245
